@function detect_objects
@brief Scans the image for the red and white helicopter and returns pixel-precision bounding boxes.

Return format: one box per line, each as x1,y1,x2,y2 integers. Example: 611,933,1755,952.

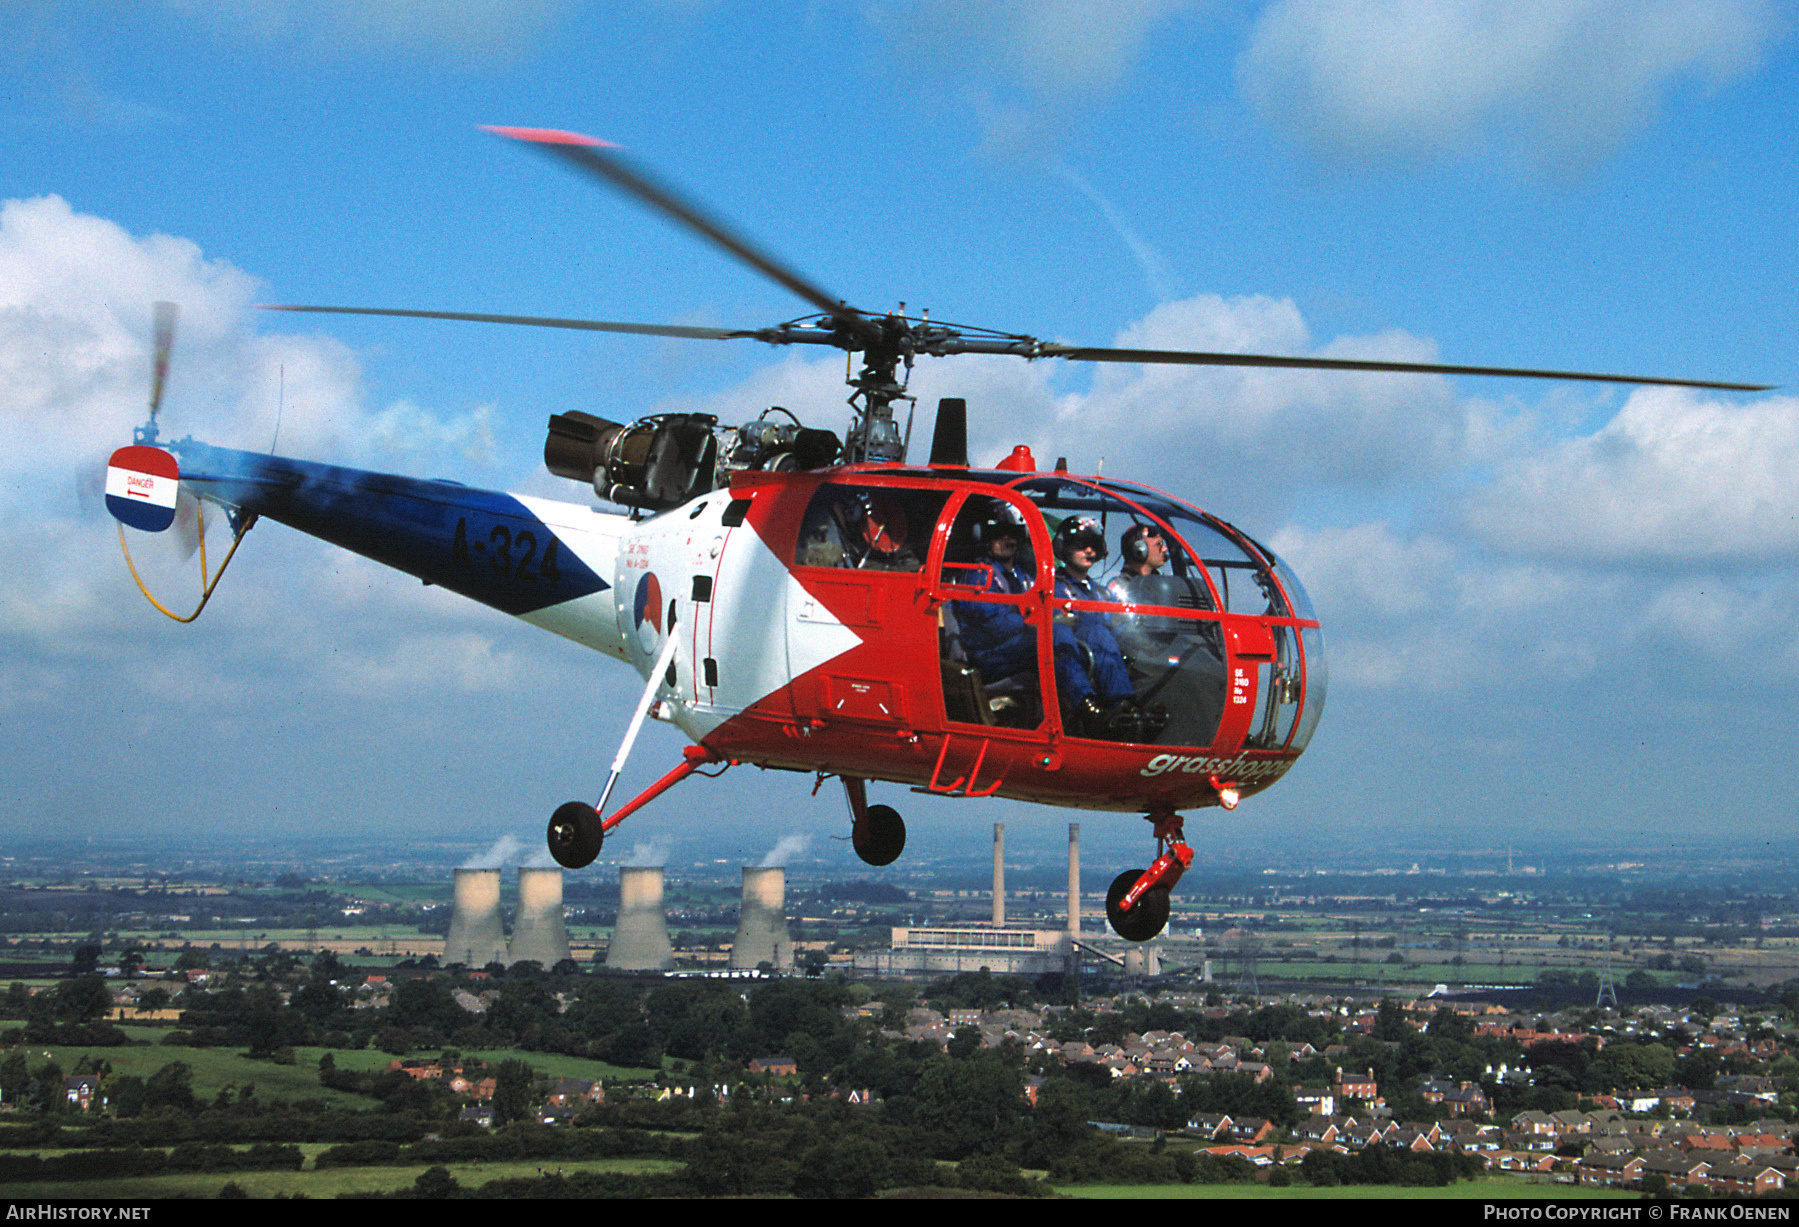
105,128,1766,941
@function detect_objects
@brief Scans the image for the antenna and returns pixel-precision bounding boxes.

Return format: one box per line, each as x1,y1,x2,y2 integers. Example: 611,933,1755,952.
270,363,284,454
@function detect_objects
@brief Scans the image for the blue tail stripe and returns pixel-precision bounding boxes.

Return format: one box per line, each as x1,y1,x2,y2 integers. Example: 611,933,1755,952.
170,441,608,616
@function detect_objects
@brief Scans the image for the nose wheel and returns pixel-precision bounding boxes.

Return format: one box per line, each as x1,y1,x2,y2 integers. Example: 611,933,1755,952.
1105,808,1192,942
841,777,906,866
853,804,907,866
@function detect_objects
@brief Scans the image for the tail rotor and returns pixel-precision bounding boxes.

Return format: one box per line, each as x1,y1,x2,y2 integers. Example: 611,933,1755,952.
107,300,257,620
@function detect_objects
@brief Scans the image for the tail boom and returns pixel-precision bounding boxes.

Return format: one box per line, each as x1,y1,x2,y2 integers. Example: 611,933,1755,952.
149,440,632,657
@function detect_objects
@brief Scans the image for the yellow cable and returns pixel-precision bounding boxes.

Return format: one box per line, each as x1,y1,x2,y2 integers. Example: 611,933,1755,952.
117,504,255,623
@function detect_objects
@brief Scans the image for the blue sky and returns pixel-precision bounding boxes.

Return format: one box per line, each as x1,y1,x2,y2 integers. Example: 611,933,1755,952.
3,1,1796,876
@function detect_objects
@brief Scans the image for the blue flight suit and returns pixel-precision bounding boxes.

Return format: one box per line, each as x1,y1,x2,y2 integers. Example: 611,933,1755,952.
953,557,1038,685
1053,569,1134,707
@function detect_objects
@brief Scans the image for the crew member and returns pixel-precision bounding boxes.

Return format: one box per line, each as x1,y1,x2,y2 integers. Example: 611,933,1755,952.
1051,516,1145,737
951,500,1038,688
1121,523,1167,577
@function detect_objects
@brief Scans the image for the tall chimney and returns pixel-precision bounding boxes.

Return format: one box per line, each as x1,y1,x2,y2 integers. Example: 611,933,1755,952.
1067,823,1081,935
444,868,508,969
508,868,572,969
992,822,1005,927
731,867,792,971
607,866,674,970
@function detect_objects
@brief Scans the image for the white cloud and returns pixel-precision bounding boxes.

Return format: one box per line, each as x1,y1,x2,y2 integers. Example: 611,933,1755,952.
1638,577,1799,679
876,0,1201,157
159,0,575,62
1240,0,1781,165
1016,293,1463,520
0,195,373,500
1460,387,1799,566
886,0,1198,94
0,195,525,698
1269,522,1458,622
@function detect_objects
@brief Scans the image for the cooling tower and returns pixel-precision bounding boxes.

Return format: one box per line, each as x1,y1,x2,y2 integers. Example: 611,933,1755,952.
607,866,674,970
730,867,792,971
444,868,508,969
508,868,572,968
1123,945,1161,977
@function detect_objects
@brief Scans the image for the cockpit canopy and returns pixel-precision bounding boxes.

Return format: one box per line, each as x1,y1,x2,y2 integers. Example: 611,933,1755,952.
790,471,1326,754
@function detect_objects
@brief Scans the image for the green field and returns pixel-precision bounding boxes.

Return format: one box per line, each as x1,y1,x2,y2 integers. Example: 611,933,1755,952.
2,1036,658,1108
8,1156,685,1199
2,1164,1624,1200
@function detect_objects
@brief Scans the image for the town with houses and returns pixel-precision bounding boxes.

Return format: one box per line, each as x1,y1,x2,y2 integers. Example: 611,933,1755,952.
9,835,1799,1196
872,992,1799,1195
22,963,1799,1197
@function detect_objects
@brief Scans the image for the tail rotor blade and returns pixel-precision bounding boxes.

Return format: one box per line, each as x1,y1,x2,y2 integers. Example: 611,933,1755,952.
149,301,178,421
170,487,202,561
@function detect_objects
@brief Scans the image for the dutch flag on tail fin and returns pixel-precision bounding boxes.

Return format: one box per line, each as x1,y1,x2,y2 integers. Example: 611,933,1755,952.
105,445,180,532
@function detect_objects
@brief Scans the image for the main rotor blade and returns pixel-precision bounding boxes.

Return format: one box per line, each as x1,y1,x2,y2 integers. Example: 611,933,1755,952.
1037,344,1773,393
483,126,851,324
259,304,755,342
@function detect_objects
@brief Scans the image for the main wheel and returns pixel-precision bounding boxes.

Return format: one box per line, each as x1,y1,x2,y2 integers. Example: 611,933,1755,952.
1106,869,1170,942
547,801,604,869
853,804,906,866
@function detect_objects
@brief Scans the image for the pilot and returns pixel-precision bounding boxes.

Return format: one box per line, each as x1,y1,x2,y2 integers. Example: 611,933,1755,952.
796,488,921,571
1052,516,1154,739
842,490,920,571
950,501,1039,688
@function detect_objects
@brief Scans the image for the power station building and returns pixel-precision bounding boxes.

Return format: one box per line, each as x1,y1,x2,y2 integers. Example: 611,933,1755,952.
853,822,1163,977
443,866,573,969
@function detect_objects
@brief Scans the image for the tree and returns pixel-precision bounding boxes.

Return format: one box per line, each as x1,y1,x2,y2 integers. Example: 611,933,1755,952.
414,1166,462,1199
52,975,115,1023
910,1052,1028,1158
0,1052,28,1108
946,1025,983,1060
793,1135,890,1198
144,1061,199,1114
491,1059,538,1126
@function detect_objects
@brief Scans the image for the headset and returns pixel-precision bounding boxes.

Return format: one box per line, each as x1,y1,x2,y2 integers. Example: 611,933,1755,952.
1122,522,1163,565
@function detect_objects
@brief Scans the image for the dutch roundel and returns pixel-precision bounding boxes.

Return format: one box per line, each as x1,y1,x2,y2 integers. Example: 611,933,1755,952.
105,446,180,533
632,571,663,654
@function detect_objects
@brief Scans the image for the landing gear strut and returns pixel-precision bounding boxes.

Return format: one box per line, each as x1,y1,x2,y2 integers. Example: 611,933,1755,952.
1105,808,1192,942
842,777,906,866
546,745,727,869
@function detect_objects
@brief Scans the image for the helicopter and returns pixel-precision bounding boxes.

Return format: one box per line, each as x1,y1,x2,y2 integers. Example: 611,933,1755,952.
104,127,1768,942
